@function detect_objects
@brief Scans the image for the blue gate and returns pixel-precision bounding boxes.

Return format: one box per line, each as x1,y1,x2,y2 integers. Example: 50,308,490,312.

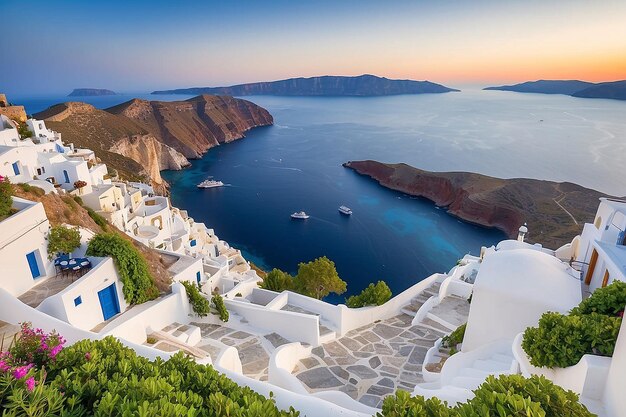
26,251,40,279
97,284,120,320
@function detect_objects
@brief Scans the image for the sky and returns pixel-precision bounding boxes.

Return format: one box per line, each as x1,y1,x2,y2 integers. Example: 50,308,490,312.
1,0,625,96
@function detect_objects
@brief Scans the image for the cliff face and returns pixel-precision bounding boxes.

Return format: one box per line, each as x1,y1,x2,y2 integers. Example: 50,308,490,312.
484,79,626,101
344,160,612,248
68,88,117,97
34,95,273,193
152,74,459,96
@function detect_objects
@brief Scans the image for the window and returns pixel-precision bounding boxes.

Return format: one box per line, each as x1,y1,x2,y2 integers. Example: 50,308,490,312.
63,170,70,183
190,239,197,247
74,296,82,306
12,162,19,175
196,271,201,284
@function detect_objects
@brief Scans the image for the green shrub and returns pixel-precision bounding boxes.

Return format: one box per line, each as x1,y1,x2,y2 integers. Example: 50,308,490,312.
346,281,392,308
17,182,45,197
86,207,108,230
260,268,294,292
16,122,33,139
73,195,84,205
294,256,347,300
86,233,158,304
378,390,453,417
212,293,229,322
0,177,13,217
181,280,210,317
47,225,81,259
571,281,626,316
441,323,466,355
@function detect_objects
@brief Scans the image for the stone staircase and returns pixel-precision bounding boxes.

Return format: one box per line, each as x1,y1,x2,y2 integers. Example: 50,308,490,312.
400,281,442,318
427,296,470,331
448,352,515,391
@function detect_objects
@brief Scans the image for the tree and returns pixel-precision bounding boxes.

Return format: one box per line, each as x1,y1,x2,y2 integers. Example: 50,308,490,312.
346,281,392,308
0,176,13,217
260,268,294,292
294,256,346,300
47,225,81,259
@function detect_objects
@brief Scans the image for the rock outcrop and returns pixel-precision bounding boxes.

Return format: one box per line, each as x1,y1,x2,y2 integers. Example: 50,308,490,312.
68,88,117,96
344,160,613,248
484,79,626,101
152,74,459,96
33,95,273,193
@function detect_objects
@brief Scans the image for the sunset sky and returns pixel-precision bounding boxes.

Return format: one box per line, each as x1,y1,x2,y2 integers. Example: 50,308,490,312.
2,0,625,95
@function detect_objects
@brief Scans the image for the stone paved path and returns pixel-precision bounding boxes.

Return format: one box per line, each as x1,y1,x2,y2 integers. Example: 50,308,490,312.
191,322,291,380
293,313,448,408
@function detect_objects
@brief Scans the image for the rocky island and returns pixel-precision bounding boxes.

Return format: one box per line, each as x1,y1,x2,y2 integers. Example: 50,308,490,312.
344,160,615,248
485,79,626,100
152,74,459,96
34,95,273,192
68,88,117,96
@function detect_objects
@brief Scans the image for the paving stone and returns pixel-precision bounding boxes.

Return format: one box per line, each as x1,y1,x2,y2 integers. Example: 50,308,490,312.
347,365,378,379
349,377,358,385
399,371,423,384
339,384,358,399
354,336,369,345
230,331,253,339
297,367,343,389
359,343,374,352
300,357,321,369
397,345,413,357
264,332,291,348
372,324,404,339
369,356,382,369
373,343,393,355
221,338,236,346
367,385,394,396
353,351,373,359
382,356,405,367
380,372,397,378
242,359,268,374
361,331,381,343
210,327,235,339
408,346,427,364
238,344,268,365
335,355,358,365
323,357,336,366
330,366,350,380
338,337,361,351
324,341,348,356
311,346,325,358
378,377,395,388
359,394,380,407
404,364,422,372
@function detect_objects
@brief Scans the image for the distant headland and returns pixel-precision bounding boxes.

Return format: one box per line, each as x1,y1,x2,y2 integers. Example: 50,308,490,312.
152,74,460,96
484,79,626,101
68,88,117,97
343,160,615,248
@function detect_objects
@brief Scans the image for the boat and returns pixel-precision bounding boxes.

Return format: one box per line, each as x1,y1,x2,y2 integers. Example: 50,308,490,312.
291,211,310,219
338,206,352,215
197,179,224,189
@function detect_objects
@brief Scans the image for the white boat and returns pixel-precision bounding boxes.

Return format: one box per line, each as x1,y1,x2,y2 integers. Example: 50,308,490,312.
338,205,352,215
291,211,310,219
197,179,224,189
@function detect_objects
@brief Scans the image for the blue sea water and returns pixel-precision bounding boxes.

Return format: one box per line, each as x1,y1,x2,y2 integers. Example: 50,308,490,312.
17,91,626,303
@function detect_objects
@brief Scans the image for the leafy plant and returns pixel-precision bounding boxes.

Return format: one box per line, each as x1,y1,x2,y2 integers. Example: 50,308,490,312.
571,281,626,316
16,122,33,139
17,182,45,197
293,256,347,300
212,293,229,322
0,176,13,217
181,280,210,317
260,268,294,292
86,207,108,230
86,233,158,304
441,323,466,355
346,281,392,308
46,225,81,259
377,390,453,417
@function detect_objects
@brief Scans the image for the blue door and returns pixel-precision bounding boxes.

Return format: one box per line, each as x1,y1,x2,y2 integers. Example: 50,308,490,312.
26,251,41,279
12,162,20,175
98,284,120,320
63,170,70,183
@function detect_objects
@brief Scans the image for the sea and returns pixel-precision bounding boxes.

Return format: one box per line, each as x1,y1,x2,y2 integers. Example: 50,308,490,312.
17,90,626,303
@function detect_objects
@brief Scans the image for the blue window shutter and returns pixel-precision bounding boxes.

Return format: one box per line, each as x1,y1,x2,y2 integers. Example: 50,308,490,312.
12,162,20,175
190,239,196,247
74,296,82,306
26,251,41,279
63,170,70,183
196,271,201,284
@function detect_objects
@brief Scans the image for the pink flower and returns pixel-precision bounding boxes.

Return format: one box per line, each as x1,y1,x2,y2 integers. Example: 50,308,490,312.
49,344,63,358
84,352,91,361
13,366,30,379
0,360,9,372
25,377,36,392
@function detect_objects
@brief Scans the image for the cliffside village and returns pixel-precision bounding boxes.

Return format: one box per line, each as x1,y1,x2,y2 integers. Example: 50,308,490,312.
1,94,626,416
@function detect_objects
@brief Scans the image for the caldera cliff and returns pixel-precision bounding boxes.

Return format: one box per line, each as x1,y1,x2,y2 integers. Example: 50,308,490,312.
34,95,273,193
344,160,613,248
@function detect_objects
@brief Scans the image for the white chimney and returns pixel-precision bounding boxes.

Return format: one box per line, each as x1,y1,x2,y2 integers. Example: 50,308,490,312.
517,223,528,242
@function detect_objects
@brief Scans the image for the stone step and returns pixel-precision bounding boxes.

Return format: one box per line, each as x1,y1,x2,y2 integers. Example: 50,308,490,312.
472,359,511,373
491,354,515,365
451,376,485,391
418,317,452,334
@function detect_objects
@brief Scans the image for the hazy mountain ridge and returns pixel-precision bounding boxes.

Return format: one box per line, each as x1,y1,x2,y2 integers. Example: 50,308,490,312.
152,74,459,96
484,79,626,100
344,160,614,248
68,88,117,96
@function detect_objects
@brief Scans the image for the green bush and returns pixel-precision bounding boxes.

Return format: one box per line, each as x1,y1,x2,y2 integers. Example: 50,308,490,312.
346,281,392,308
294,256,347,300
73,195,84,205
17,182,45,197
26,337,297,417
182,280,210,317
86,233,158,304
212,293,229,322
47,225,81,259
260,268,295,292
377,375,594,417
0,177,13,217
441,323,466,355
571,281,626,316
523,281,625,368
86,207,108,230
